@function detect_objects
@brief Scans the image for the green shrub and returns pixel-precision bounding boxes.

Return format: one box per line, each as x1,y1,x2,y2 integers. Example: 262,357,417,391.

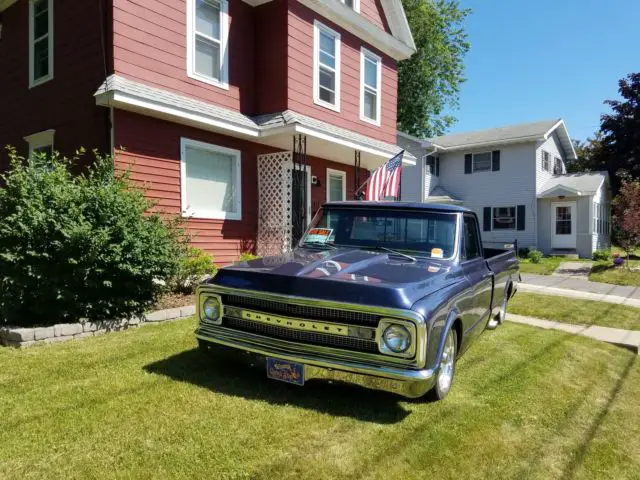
238,252,260,262
0,148,184,327
172,247,217,294
527,249,543,264
518,248,530,258
592,250,611,262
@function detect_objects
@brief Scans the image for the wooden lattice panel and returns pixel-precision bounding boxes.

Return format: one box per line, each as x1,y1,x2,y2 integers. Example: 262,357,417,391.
257,151,293,257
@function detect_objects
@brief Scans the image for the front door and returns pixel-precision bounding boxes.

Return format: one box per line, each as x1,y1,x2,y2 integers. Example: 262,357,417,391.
551,201,577,249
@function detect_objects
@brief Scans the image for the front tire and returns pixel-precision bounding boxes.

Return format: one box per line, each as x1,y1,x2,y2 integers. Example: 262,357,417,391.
427,327,457,401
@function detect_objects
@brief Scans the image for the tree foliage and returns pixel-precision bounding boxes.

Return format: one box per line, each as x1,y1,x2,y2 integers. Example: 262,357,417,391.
0,148,185,327
397,0,470,138
572,73,640,194
612,179,640,265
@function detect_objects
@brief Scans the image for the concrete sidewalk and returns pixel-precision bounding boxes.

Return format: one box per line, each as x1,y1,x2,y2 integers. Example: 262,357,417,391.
509,313,640,354
520,273,640,307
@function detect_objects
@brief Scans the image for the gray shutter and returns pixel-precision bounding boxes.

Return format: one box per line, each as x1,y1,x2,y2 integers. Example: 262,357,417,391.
483,207,491,231
464,154,472,174
435,157,440,177
517,205,525,231
492,150,500,171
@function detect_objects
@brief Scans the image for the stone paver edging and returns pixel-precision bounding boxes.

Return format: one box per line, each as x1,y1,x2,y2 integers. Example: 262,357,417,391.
519,283,640,309
0,305,196,348
509,313,640,355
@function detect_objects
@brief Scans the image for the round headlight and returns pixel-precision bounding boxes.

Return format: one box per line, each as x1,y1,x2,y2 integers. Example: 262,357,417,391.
202,297,221,321
382,324,411,353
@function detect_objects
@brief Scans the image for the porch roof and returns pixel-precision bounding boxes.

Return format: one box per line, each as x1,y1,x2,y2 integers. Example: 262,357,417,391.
538,172,608,198
425,186,463,205
94,75,415,170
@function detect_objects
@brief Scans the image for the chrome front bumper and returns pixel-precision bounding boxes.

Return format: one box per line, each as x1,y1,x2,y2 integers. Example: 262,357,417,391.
196,326,436,399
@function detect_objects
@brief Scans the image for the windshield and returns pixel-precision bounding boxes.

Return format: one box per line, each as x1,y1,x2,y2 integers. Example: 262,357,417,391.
300,207,458,259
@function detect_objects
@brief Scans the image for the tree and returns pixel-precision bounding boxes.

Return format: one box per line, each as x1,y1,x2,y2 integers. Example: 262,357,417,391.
566,136,605,174
598,72,640,194
397,0,470,138
612,179,640,266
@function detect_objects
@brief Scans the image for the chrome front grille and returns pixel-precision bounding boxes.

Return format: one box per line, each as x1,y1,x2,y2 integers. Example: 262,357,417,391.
221,294,380,327
222,316,379,353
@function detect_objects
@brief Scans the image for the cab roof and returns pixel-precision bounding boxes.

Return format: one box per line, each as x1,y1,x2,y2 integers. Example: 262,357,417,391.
323,201,472,213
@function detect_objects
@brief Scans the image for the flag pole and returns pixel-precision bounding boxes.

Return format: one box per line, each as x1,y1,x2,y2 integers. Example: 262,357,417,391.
354,150,404,200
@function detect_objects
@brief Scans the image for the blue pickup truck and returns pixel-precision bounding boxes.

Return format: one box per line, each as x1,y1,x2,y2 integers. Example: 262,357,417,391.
196,202,519,401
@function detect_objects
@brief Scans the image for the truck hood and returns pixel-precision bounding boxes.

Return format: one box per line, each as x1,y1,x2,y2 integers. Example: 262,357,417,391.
207,248,462,310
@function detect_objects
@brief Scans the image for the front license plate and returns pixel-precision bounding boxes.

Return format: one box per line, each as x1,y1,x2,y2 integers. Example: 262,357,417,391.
266,357,304,386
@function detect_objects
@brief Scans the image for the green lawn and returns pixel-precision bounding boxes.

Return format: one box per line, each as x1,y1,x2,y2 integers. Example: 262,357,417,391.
589,260,640,287
518,256,566,275
1,319,639,479
510,293,640,331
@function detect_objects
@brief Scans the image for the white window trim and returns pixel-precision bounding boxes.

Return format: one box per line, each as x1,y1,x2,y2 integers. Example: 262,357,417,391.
472,151,492,172
180,137,242,221
28,0,54,88
326,168,346,202
186,0,230,90
359,47,381,126
313,20,341,112
340,0,360,13
24,129,55,155
492,206,517,231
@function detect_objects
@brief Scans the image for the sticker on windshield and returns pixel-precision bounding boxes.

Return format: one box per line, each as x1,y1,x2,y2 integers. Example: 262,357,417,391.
431,248,444,259
305,228,333,244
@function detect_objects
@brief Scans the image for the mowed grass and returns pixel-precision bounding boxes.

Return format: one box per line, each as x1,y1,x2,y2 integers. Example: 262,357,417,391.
510,293,640,331
589,260,640,287
1,319,639,480
518,256,566,275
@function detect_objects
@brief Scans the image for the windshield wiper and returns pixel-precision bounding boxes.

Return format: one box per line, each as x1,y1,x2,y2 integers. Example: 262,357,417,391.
363,245,416,262
300,241,337,250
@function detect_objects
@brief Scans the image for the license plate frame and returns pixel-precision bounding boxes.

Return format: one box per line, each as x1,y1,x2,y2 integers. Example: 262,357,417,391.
266,357,305,386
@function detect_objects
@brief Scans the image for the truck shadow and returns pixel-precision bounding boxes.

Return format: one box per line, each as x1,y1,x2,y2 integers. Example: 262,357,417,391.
144,348,412,424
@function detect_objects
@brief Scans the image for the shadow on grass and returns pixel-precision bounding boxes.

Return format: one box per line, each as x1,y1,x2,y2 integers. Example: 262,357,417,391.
144,348,411,424
562,354,637,480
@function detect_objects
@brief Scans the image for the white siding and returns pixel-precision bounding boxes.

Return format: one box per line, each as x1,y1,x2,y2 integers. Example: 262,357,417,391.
591,180,612,252
536,132,566,193
438,143,538,248
398,135,426,202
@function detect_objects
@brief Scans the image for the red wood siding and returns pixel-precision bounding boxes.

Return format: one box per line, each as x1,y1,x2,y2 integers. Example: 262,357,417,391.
0,0,110,170
112,0,256,114
287,0,398,145
254,0,289,114
113,110,365,264
360,0,391,33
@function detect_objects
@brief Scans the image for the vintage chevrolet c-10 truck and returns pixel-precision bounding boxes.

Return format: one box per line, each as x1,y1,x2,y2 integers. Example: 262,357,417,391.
196,202,520,401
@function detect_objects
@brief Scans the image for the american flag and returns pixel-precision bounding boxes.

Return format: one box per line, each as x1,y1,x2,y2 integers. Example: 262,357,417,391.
365,151,404,201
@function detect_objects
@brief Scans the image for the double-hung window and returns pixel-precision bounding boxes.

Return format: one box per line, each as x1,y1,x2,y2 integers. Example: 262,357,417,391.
341,0,360,12
180,138,242,220
473,152,492,172
360,48,381,125
542,151,550,171
554,157,563,175
187,0,229,89
493,207,516,230
24,129,55,157
29,0,53,87
313,21,341,111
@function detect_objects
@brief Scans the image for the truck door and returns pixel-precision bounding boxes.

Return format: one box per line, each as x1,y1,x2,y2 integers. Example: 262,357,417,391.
461,214,493,335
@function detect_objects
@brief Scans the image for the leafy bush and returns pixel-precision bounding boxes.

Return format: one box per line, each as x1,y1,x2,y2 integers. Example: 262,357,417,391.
171,247,217,294
527,249,543,264
592,250,611,262
238,252,260,262
0,148,184,327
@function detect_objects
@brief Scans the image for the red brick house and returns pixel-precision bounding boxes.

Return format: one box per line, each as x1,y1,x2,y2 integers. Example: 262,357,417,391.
0,0,416,263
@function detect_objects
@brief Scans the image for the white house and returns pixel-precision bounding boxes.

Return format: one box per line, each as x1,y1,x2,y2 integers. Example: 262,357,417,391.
398,119,611,258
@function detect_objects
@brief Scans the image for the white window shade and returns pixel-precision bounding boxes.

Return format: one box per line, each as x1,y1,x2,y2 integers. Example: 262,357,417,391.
327,168,346,202
181,139,241,220
313,21,341,111
360,48,381,125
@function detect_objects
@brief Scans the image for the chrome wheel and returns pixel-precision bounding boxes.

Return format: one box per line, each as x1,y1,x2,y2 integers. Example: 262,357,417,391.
437,329,456,393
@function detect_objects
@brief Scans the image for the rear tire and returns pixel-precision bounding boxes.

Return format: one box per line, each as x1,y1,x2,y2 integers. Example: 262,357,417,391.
426,327,457,401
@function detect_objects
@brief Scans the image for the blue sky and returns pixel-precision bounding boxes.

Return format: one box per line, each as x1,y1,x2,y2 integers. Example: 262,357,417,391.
449,0,640,140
